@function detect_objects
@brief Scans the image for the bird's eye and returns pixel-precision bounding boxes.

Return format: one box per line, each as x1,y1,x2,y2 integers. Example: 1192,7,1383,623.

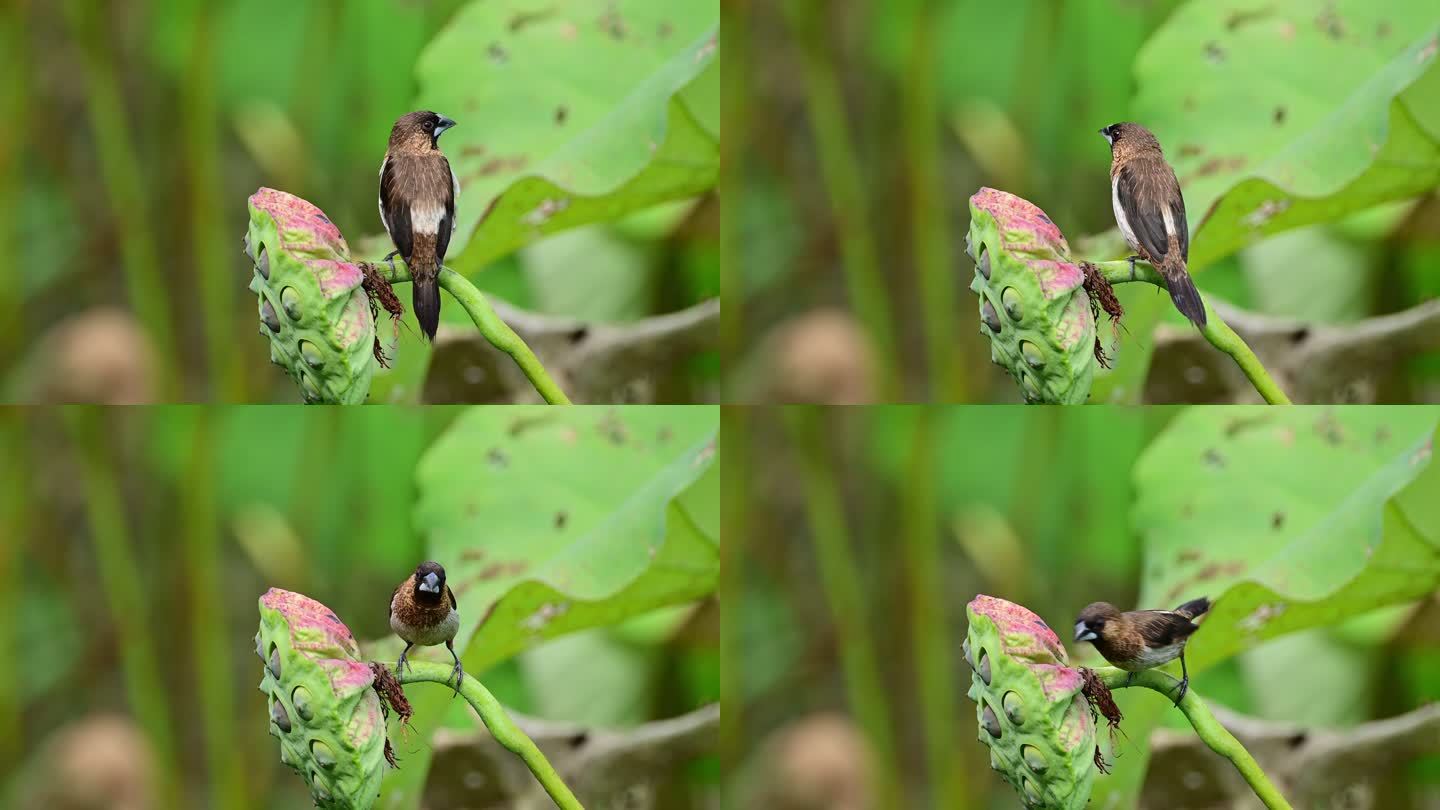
422,120,434,132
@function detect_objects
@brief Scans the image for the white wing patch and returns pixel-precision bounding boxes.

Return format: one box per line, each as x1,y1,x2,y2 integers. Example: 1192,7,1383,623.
450,165,460,235
377,155,390,233
1111,175,1138,251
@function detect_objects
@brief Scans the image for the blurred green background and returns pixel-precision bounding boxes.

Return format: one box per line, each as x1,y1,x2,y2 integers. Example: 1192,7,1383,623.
0,405,719,809
723,0,1440,404
724,405,1440,808
0,0,719,404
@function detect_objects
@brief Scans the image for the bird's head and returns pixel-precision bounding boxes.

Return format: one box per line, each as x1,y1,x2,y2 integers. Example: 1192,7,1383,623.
1074,601,1121,643
412,561,447,599
389,110,457,152
1099,122,1161,153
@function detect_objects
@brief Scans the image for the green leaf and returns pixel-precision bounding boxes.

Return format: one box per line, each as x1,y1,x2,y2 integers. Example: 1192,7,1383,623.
1132,0,1440,271
415,406,719,673
1134,407,1440,672
412,1,720,274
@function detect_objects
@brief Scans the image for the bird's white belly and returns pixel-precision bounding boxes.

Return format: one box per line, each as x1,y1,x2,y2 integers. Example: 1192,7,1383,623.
1112,177,1139,251
391,608,459,647
1116,640,1185,671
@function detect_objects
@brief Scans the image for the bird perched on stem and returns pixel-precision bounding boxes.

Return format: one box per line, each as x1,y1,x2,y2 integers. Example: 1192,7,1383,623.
1074,596,1210,703
379,110,459,341
390,561,463,688
1100,122,1206,327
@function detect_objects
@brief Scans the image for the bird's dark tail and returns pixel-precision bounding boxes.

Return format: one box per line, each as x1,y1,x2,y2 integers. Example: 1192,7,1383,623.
1173,596,1210,621
1163,263,1207,327
412,270,440,341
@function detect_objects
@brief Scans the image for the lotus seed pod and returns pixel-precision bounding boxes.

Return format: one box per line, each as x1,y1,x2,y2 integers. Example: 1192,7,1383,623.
965,594,1096,809
967,188,1096,404
246,188,376,404
257,588,386,809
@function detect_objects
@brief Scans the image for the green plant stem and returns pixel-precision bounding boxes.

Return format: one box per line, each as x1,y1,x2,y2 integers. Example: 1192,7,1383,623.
782,0,901,400
900,409,965,807
900,1,962,402
1095,259,1293,405
1095,666,1294,810
372,262,572,404
63,2,180,399
783,408,905,808
65,410,184,810
393,661,583,810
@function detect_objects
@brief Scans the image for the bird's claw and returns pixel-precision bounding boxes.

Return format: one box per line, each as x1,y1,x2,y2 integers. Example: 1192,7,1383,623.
1173,677,1189,705
395,651,411,677
1127,255,1140,279
449,661,464,691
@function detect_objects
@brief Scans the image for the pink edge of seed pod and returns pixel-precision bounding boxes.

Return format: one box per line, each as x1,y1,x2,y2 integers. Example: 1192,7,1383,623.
969,594,1084,700
261,587,374,697
970,188,1085,300
249,188,365,299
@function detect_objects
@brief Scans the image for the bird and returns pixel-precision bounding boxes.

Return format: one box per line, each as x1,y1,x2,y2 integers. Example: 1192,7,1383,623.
389,561,463,688
1100,122,1206,327
1074,596,1210,703
379,110,460,341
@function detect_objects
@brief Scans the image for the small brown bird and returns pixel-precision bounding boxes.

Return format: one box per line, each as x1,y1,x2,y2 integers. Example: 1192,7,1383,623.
389,561,462,687
1074,596,1210,702
1100,122,1206,327
379,110,460,341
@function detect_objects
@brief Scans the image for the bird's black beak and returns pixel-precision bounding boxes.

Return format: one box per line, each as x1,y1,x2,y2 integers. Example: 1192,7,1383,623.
1074,621,1097,642
419,571,441,594
435,115,457,137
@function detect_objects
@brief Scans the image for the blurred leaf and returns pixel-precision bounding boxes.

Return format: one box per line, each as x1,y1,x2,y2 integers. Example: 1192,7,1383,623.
1241,225,1374,322
416,406,719,672
520,225,656,321
413,1,719,272
1133,0,1440,271
1239,629,1374,726
521,629,657,725
1134,407,1440,672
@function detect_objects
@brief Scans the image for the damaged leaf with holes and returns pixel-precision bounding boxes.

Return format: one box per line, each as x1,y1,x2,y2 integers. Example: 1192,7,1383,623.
246,188,376,404
965,594,1097,809
967,188,1097,404
256,588,387,809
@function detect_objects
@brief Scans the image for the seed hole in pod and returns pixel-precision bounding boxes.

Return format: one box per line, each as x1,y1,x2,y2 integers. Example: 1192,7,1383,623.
257,244,270,279
299,372,320,403
270,344,283,366
1020,340,1044,368
981,703,1002,738
280,286,302,320
310,740,336,769
261,299,281,334
271,699,292,733
977,648,991,685
311,774,331,802
1001,286,1022,320
268,647,282,679
1022,744,1047,772
243,233,253,260
982,300,1002,333
1022,776,1042,805
291,685,313,722
280,744,295,766
978,244,991,280
1021,373,1040,402
1003,690,1024,725
298,340,323,368
990,747,1003,771
254,633,264,659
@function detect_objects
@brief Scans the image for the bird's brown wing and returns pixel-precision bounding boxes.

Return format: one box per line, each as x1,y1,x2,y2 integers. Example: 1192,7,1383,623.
447,585,458,612
1130,610,1200,646
1115,159,1188,263
434,155,456,267
379,157,413,260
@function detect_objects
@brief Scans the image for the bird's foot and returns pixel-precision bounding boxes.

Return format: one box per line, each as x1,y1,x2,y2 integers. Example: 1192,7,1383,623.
1125,671,1135,687
1127,255,1140,279
1172,676,1189,705
395,650,411,677
449,660,464,692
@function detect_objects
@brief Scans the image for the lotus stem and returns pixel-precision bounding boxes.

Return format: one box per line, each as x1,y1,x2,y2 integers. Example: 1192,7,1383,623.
1094,259,1293,405
1095,666,1293,810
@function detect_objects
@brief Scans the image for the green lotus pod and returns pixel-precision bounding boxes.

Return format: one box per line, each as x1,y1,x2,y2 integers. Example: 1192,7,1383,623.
965,594,1096,809
256,588,386,809
967,188,1096,404
246,188,376,404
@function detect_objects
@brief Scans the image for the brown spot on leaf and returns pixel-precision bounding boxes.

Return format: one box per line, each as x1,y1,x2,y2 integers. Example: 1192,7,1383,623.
1203,448,1225,468
461,549,487,561
487,447,510,468
509,9,554,31
1273,106,1286,125
1179,144,1204,158
1377,21,1391,38
1204,41,1226,63
555,105,568,125
488,43,509,63
471,155,529,179
1225,8,1274,31
554,511,568,529
1271,511,1285,529
461,144,488,158
1177,549,1202,564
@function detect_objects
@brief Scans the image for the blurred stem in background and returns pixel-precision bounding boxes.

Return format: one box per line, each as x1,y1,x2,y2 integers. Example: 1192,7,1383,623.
180,412,248,810
66,410,184,809
720,0,747,370
0,0,26,368
900,409,966,807
719,406,746,769
0,413,23,766
62,3,181,399
900,2,963,402
784,407,904,808
179,0,246,401
782,0,901,400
